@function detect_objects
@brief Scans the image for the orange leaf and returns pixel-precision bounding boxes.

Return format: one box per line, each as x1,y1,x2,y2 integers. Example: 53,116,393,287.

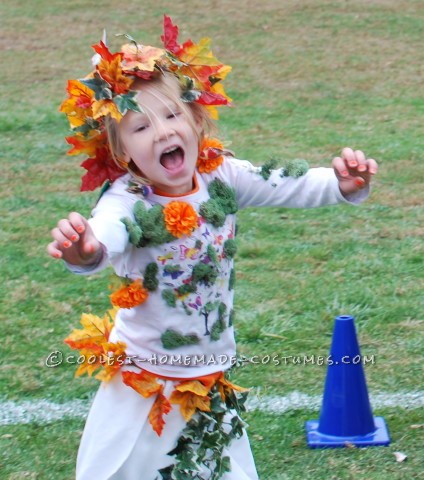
175,379,209,396
91,99,122,122
96,341,127,382
217,373,249,401
97,55,133,95
148,389,172,436
65,133,104,157
122,370,163,398
121,44,165,74
72,340,126,382
170,390,211,421
64,310,115,352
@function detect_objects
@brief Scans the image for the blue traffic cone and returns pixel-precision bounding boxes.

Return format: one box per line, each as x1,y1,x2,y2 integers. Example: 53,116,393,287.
305,315,390,448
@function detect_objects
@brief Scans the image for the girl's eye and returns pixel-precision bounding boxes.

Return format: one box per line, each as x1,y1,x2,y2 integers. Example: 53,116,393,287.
135,125,147,132
167,111,181,120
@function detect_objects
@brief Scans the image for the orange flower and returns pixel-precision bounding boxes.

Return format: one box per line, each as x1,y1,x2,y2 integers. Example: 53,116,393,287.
163,201,198,238
110,279,149,308
196,137,224,173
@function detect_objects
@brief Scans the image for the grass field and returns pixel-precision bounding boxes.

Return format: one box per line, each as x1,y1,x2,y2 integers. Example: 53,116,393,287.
1,0,423,478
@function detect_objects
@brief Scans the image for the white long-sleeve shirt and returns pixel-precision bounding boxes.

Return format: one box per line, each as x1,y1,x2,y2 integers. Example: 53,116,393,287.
71,156,367,377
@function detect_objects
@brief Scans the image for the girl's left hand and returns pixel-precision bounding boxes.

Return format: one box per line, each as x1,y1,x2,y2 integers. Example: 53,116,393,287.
332,148,378,196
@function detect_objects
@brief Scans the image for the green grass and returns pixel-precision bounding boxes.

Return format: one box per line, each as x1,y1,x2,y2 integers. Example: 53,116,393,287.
1,0,423,478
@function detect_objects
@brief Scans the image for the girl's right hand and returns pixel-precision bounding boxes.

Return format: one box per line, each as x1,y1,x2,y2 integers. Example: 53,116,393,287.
47,212,102,267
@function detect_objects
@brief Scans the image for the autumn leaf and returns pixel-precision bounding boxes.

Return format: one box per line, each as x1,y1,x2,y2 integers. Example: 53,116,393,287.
170,389,211,421
92,40,119,63
91,98,122,121
80,147,126,191
121,370,163,398
97,55,133,95
60,80,94,128
149,389,172,435
96,341,127,382
161,15,181,55
121,43,165,76
64,309,115,352
174,379,210,397
74,348,104,378
73,340,126,382
65,132,104,157
64,307,125,382
217,374,249,401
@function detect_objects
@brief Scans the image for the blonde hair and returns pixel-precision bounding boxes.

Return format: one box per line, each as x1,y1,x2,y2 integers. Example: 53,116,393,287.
105,71,217,185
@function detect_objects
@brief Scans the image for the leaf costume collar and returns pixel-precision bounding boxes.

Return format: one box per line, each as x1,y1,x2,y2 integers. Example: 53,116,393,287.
60,15,232,191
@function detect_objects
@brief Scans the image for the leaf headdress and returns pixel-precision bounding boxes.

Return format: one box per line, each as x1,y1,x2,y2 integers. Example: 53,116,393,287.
60,15,232,191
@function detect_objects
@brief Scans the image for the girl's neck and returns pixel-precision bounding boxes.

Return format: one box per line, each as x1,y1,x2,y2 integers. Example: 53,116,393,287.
152,174,199,198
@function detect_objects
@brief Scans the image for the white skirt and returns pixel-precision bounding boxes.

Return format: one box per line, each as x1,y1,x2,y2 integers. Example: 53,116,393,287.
76,374,259,480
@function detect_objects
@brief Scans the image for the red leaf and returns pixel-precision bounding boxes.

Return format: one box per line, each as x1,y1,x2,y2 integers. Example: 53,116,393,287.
197,91,230,106
80,147,125,191
92,41,117,63
161,15,181,55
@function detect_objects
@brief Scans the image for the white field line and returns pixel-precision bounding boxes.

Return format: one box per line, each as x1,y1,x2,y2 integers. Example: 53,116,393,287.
1,391,423,426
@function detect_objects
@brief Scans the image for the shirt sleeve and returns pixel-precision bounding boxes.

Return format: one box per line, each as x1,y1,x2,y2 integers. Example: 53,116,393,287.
216,157,369,209
64,176,136,276
88,176,136,260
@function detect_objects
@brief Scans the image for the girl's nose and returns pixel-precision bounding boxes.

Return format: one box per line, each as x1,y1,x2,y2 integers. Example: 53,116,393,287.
154,123,176,143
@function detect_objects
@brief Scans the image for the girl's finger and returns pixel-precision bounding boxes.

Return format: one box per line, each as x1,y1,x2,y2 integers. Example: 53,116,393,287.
354,150,367,172
47,241,63,259
332,156,349,177
341,147,356,168
367,158,378,175
51,227,73,249
68,212,88,234
57,219,80,243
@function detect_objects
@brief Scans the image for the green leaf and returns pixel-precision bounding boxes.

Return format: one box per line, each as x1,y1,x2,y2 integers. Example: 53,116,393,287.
114,91,143,115
80,73,112,100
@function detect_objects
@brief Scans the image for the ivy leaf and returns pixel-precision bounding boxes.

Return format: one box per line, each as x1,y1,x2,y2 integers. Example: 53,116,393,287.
202,430,224,449
210,391,226,414
230,415,246,439
174,449,201,473
80,73,113,101
214,455,231,479
157,465,173,479
114,91,143,115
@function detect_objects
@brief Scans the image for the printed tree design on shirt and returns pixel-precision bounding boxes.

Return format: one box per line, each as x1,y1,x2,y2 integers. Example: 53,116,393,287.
200,301,220,336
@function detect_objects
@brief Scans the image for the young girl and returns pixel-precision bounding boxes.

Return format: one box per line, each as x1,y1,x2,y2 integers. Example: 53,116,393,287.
48,16,377,480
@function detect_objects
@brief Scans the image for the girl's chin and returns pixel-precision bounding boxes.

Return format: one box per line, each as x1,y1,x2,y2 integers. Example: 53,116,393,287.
155,172,195,195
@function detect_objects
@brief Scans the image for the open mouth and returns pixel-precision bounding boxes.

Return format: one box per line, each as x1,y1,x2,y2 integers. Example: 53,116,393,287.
160,146,185,171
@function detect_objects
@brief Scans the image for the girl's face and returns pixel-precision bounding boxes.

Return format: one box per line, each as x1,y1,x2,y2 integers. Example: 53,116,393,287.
118,82,201,195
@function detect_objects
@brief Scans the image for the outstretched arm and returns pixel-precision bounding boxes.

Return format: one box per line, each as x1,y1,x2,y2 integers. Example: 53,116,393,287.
47,211,103,267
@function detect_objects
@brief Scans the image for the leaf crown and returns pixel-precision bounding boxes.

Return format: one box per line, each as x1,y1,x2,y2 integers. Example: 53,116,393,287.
60,15,232,191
